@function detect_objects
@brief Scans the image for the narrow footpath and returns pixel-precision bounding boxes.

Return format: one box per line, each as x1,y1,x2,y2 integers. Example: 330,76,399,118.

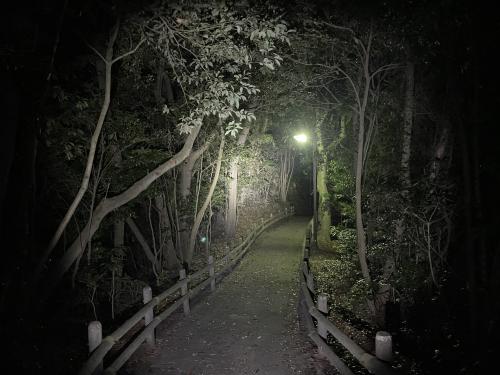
123,216,336,375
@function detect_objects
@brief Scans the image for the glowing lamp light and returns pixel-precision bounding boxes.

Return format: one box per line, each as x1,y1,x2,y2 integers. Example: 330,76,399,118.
200,236,207,244
293,133,308,143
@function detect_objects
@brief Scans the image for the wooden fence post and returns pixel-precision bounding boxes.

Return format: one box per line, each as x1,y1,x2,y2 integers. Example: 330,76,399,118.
179,269,190,315
143,285,155,345
307,273,315,294
88,321,103,373
375,331,393,362
208,256,215,291
317,294,328,339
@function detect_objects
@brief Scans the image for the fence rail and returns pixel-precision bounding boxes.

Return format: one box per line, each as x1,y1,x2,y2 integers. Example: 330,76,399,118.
80,208,293,375
300,219,396,375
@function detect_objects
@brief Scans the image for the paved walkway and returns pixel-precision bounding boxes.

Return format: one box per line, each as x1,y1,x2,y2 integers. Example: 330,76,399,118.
123,217,335,375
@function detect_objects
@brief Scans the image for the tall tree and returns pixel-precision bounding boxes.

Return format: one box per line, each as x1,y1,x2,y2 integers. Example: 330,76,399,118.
39,1,291,293
187,133,225,265
37,23,144,278
225,127,250,238
278,147,295,203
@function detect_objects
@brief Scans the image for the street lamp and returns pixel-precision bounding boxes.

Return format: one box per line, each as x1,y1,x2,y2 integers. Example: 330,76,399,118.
293,132,318,248
293,133,308,143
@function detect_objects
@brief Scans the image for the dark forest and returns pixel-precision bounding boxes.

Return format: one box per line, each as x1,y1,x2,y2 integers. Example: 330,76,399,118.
1,0,498,374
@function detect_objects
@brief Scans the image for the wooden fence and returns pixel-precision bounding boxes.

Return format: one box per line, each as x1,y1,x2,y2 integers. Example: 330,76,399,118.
80,208,294,375
300,219,397,375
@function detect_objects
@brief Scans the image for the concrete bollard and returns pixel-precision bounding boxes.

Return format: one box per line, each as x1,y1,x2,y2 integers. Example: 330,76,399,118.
88,321,103,372
375,331,393,362
208,256,215,291
179,269,190,315
317,294,328,338
143,285,155,345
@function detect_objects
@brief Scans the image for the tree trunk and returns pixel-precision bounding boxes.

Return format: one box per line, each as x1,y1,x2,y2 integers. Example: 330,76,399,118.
225,127,249,238
44,123,201,293
278,148,295,203
112,146,124,248
186,135,225,265
114,220,124,247
381,60,415,327
354,34,375,316
177,140,210,264
401,60,414,196
179,141,211,199
316,124,332,250
155,194,179,270
38,25,121,277
125,218,157,267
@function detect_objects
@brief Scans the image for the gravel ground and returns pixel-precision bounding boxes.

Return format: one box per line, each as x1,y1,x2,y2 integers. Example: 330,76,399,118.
122,216,336,375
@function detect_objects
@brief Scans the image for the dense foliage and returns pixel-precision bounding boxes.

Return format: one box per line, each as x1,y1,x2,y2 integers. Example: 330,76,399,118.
1,0,497,373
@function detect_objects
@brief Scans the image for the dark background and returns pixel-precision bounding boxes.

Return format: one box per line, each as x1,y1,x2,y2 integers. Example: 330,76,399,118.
1,0,499,373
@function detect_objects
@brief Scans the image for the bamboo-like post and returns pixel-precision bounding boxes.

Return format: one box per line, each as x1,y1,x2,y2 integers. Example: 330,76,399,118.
142,286,155,345
375,331,393,362
179,269,190,314
208,256,215,291
317,294,328,338
88,321,103,373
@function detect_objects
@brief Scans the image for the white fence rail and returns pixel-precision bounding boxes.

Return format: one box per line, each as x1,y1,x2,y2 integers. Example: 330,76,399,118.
300,219,397,375
80,208,294,375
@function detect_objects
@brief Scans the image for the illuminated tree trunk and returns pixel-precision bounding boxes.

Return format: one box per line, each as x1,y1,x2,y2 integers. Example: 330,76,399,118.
186,135,225,265
316,123,332,249
45,124,201,293
36,25,118,279
37,23,145,279
354,32,376,316
35,24,145,279
178,140,210,263
225,127,249,238
179,142,210,199
278,148,295,203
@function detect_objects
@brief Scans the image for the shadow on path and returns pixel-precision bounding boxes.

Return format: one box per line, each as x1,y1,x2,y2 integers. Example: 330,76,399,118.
123,216,336,375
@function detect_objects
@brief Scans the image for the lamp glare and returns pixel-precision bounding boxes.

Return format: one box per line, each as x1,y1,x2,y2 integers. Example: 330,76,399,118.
293,134,308,143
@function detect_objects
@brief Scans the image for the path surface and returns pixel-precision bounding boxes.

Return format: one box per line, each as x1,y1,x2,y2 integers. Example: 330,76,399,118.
123,217,335,375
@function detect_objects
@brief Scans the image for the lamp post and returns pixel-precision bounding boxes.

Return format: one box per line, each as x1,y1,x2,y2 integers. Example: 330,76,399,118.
293,132,318,247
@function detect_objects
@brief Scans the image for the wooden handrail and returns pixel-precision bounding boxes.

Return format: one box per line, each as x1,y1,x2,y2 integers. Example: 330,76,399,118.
80,208,294,375
300,222,397,375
